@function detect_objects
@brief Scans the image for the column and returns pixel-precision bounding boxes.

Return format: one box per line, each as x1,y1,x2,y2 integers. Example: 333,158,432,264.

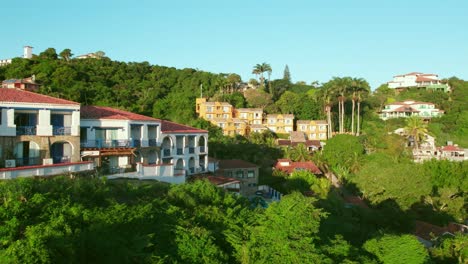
141,124,148,147
71,110,80,136
0,108,16,136
37,110,52,136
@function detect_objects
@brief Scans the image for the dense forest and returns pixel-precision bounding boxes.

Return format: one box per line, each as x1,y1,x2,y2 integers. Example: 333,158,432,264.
0,48,467,263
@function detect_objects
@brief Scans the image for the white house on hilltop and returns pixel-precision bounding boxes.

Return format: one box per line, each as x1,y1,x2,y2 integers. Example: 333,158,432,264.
379,100,444,120
387,72,450,92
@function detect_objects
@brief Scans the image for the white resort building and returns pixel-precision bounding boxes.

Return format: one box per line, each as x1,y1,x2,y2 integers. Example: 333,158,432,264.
379,100,444,120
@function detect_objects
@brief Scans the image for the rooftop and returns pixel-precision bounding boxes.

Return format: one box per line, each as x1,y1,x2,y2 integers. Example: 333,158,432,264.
0,88,79,106
81,105,160,121
161,120,207,133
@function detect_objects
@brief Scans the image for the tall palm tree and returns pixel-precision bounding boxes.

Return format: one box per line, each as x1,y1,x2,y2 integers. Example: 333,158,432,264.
329,77,351,134
350,78,370,135
355,79,370,136
320,86,334,138
404,116,428,150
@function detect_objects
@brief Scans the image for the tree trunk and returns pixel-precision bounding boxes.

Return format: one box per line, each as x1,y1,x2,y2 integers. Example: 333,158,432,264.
327,107,332,138
351,98,355,135
341,98,345,133
338,100,342,134
356,100,361,136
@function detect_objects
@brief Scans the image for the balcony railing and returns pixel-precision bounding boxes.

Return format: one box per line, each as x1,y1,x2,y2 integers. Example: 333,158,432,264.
16,126,37,135
163,149,171,157
80,139,143,148
52,156,71,164
199,146,206,153
177,148,183,155
149,139,158,147
53,126,71,135
16,157,41,167
188,147,195,154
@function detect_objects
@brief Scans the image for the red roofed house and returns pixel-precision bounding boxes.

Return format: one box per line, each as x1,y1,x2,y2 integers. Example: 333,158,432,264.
274,159,322,175
387,72,450,92
439,143,466,162
379,100,444,120
0,88,93,178
80,106,208,183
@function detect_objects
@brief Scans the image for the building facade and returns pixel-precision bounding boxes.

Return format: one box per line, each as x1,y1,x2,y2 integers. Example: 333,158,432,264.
0,88,91,178
296,120,328,140
215,159,259,196
387,72,450,92
379,100,444,120
265,114,294,134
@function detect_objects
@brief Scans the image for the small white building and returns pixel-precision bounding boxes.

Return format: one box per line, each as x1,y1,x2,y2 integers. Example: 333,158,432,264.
379,100,444,120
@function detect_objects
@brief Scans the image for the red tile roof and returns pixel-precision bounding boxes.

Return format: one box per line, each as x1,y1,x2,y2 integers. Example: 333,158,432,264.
161,120,207,133
0,88,79,105
275,159,322,175
204,176,240,186
81,106,160,121
416,76,438,82
219,159,258,169
441,145,463,152
391,105,419,113
277,140,322,148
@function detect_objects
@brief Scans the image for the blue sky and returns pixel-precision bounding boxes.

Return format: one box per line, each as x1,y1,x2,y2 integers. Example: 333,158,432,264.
1,0,467,88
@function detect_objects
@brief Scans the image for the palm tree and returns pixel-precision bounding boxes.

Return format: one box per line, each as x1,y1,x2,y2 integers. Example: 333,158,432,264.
329,77,351,134
355,79,370,136
404,116,428,150
350,78,370,135
320,86,334,138
252,62,272,88
292,143,311,162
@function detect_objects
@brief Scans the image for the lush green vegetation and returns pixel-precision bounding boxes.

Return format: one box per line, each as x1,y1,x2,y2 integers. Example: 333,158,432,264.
1,48,467,263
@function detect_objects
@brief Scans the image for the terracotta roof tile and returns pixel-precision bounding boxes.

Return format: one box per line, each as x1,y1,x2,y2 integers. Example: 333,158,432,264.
274,160,322,175
81,106,160,121
161,120,207,133
0,88,79,105
441,145,463,152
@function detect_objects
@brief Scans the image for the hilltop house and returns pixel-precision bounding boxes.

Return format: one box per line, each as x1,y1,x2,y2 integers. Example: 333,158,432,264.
0,88,92,178
379,100,444,120
2,76,40,92
387,72,450,92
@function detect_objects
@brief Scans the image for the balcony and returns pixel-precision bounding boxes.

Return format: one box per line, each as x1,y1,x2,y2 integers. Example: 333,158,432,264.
148,139,158,147
132,139,141,147
16,126,37,136
199,146,206,153
177,148,183,155
80,140,133,149
52,156,71,164
163,149,171,157
53,126,71,136
15,157,41,167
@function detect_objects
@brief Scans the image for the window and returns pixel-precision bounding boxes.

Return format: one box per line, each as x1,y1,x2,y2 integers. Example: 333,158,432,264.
226,171,233,177
223,106,230,112
207,107,213,112
206,114,212,119
269,119,274,124
247,170,255,178
286,119,291,124
223,114,229,118
236,170,244,178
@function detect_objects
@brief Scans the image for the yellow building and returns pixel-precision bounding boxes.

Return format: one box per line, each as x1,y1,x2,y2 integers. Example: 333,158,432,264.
210,118,236,136
296,120,328,140
196,98,234,120
235,108,263,125
265,114,294,134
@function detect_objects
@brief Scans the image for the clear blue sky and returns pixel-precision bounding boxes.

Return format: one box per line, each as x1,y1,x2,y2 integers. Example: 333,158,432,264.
1,0,467,89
